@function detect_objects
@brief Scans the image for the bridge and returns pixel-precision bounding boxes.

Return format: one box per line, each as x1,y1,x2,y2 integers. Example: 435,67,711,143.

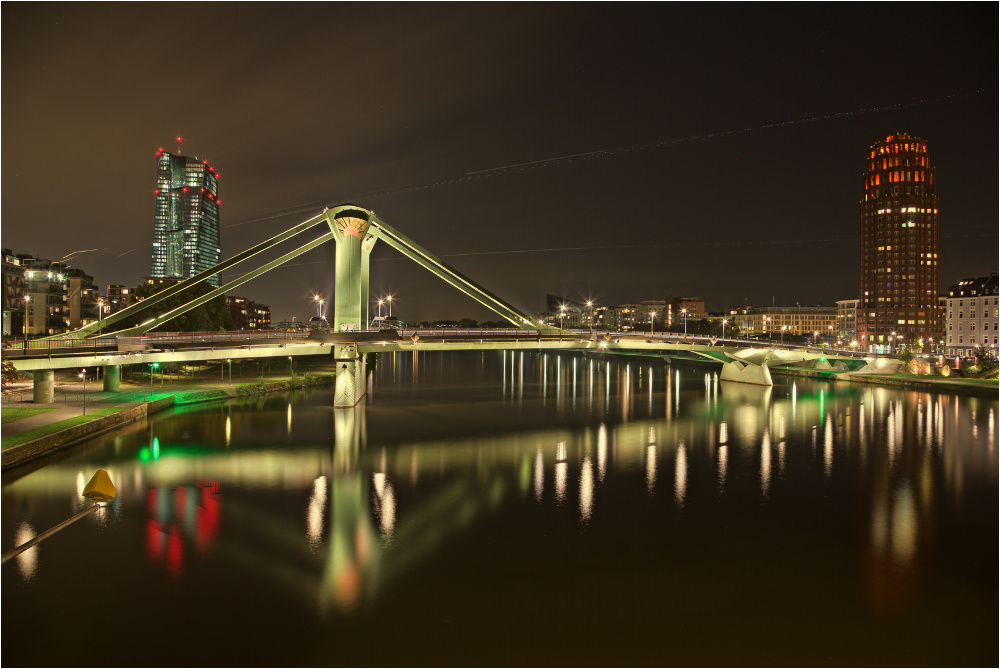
10,203,873,405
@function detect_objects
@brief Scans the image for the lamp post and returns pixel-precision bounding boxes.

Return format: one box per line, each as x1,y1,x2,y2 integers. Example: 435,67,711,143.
79,369,87,415
586,301,594,334
288,356,294,377
150,363,158,396
97,298,104,335
891,331,897,355
227,359,232,385
24,295,31,339
559,306,566,331
649,311,654,336
764,316,770,341
722,319,728,340
386,295,393,318
682,308,688,338
377,299,384,318
813,331,819,347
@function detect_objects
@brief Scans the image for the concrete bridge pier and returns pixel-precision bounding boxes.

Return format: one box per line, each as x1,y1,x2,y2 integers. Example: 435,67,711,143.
103,365,121,392
720,360,773,386
32,370,55,404
334,348,367,408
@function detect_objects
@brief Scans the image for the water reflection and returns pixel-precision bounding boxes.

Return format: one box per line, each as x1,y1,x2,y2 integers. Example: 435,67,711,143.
2,352,996,664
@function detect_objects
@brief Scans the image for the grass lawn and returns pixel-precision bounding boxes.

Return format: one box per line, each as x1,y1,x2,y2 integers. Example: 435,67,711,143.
1,407,124,450
1,406,60,424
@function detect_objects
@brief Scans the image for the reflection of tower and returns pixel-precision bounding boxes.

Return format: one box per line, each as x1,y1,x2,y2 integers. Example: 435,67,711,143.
857,134,941,351
145,481,222,578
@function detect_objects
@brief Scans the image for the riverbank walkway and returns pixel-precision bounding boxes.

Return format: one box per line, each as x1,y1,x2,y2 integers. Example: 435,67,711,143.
1,361,331,446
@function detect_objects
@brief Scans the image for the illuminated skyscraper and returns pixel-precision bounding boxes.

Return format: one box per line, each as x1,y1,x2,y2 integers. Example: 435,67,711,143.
857,133,941,352
151,149,221,286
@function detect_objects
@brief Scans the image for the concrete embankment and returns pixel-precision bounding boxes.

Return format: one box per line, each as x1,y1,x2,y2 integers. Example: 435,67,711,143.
2,396,175,471
771,367,997,397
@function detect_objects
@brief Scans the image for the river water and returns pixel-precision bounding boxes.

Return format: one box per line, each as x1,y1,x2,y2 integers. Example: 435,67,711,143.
2,351,996,665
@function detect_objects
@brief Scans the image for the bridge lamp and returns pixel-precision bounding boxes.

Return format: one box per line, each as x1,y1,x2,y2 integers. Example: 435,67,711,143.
386,295,393,318
377,299,384,318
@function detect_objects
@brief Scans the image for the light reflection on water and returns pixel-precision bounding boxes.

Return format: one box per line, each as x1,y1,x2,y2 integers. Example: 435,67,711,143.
2,351,997,666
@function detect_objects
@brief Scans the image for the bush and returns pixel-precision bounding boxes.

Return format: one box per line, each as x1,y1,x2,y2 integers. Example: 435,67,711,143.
974,345,998,376
897,347,914,364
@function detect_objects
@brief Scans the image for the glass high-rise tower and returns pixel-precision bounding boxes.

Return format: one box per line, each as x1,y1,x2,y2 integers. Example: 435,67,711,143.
857,133,941,352
152,149,221,286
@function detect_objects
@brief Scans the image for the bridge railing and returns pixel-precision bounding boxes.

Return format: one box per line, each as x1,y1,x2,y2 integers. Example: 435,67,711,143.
3,338,115,354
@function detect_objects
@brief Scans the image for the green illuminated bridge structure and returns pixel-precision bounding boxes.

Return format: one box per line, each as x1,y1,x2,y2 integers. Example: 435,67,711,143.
11,204,878,406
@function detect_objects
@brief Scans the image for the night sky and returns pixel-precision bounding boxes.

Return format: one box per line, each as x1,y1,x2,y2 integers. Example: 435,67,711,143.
3,5,996,325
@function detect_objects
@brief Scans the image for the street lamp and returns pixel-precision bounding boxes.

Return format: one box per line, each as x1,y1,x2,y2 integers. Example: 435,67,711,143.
649,311,655,336
97,298,105,335
386,295,393,318
764,316,770,341
681,308,688,338
377,299,384,318
781,325,787,345
722,319,728,340
79,369,87,415
288,356,294,377
24,295,31,339
227,359,232,385
891,331,897,355
586,300,594,334
560,306,566,331
150,363,158,396
813,331,819,347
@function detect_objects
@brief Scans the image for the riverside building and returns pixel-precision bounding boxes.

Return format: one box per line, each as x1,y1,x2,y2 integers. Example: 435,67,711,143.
857,133,941,352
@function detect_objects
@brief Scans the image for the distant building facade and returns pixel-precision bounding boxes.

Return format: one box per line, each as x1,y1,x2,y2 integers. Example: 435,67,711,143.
857,133,941,352
836,299,859,346
943,273,998,357
227,296,271,330
733,306,838,340
107,284,138,314
65,269,98,329
19,255,70,336
152,149,222,287
3,249,26,336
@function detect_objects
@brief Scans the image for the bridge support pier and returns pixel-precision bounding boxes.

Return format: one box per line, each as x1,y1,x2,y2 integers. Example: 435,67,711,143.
103,365,121,392
32,370,55,404
334,350,367,408
720,360,773,386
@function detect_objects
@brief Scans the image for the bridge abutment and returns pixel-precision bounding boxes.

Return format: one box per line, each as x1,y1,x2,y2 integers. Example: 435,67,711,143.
720,360,773,386
32,370,55,404
103,365,121,392
334,349,367,408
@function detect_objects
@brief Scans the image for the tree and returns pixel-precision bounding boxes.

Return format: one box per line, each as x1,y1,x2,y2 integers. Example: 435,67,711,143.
1,345,20,390
111,283,235,333
897,345,914,364
973,345,998,376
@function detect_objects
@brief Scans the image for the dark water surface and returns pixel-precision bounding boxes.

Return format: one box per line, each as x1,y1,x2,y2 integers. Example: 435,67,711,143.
3,352,997,666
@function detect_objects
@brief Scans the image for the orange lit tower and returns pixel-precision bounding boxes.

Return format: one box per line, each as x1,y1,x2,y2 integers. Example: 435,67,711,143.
857,134,941,352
